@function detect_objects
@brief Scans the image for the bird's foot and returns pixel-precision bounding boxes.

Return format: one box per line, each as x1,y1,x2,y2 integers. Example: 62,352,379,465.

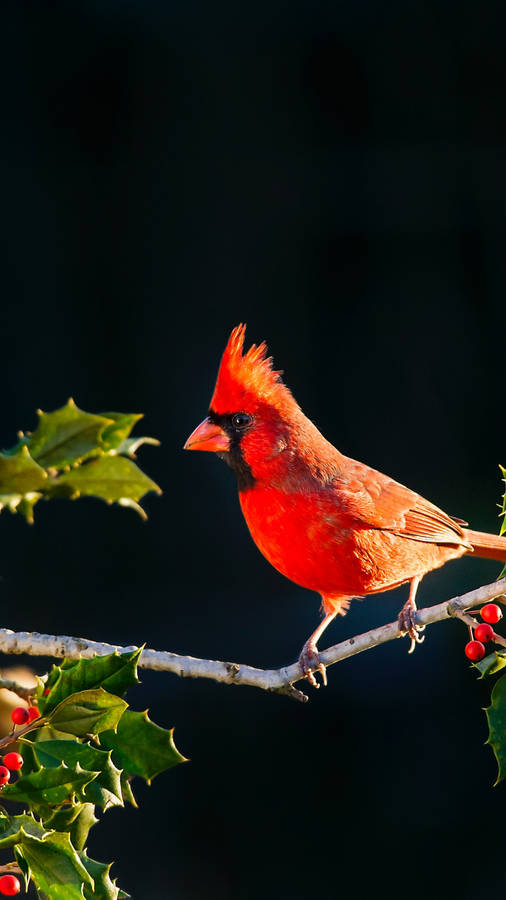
298,640,327,688
398,601,425,654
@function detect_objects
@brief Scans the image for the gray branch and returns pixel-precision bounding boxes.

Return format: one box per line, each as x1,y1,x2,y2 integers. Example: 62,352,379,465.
0,578,504,702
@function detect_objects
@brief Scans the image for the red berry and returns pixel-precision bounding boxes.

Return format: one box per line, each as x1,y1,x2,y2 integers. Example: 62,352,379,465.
11,708,29,726
43,688,50,696
27,706,40,722
2,753,23,772
465,640,486,661
481,603,503,625
475,623,495,643
0,766,11,786
0,874,21,895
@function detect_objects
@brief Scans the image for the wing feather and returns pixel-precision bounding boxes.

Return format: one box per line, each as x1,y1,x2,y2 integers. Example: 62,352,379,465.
332,458,471,548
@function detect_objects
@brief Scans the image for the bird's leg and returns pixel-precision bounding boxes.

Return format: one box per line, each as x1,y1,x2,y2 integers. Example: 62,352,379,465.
398,575,425,653
298,611,337,689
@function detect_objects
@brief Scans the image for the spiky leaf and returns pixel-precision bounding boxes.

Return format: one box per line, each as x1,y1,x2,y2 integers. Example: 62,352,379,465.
46,455,161,517
18,829,93,899
43,650,141,714
99,414,143,452
120,773,137,808
100,710,186,783
47,689,127,737
30,739,123,810
0,813,47,848
14,844,31,892
79,850,120,900
28,399,112,469
0,445,46,519
45,803,98,852
2,763,98,812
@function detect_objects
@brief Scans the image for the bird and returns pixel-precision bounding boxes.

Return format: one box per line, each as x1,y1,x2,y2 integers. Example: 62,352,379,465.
184,324,506,687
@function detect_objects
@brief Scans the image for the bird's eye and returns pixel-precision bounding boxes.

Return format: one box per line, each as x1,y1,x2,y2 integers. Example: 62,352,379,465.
231,413,252,429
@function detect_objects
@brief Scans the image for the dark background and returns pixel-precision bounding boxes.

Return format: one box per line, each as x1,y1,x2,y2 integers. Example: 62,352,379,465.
2,1,506,897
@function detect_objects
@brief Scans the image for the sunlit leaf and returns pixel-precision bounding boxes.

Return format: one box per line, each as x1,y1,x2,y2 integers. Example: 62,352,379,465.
47,689,127,737
46,455,161,517
100,710,186,783
28,399,112,469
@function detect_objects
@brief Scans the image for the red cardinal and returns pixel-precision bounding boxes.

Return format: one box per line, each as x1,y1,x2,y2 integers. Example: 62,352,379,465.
185,325,506,686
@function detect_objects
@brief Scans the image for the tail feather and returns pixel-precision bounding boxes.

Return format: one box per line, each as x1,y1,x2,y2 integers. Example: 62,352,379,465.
464,529,506,563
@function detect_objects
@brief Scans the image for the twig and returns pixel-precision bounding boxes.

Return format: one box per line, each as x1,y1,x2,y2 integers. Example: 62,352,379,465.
0,678,36,703
0,579,504,703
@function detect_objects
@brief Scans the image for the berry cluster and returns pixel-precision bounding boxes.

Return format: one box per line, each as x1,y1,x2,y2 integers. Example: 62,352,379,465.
465,603,503,662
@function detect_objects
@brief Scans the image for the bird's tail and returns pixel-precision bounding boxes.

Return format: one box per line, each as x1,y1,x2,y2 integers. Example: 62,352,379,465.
464,529,506,562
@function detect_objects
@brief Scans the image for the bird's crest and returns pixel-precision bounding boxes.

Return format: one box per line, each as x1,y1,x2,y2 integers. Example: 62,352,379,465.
210,324,295,414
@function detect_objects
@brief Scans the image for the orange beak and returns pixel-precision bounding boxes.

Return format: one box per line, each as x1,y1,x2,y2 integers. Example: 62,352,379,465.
183,417,230,453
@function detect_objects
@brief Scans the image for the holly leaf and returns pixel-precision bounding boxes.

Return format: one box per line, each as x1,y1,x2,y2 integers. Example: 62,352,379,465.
474,650,506,678
43,650,142,714
45,803,98,852
486,672,506,784
46,455,161,519
28,399,112,469
113,436,160,459
14,844,31,892
2,763,98,812
99,414,143,452
30,739,123,810
0,445,47,494
47,689,128,737
100,710,187,783
17,829,93,899
120,773,137,808
78,850,120,900
0,813,47,848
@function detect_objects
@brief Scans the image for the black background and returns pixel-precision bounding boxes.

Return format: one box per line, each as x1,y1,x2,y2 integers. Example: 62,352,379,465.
2,2,506,898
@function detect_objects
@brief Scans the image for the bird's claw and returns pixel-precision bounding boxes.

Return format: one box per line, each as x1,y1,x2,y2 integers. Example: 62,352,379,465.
398,605,425,654
298,640,327,688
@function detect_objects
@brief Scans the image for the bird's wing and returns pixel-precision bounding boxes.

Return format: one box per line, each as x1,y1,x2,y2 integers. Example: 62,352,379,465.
332,458,470,547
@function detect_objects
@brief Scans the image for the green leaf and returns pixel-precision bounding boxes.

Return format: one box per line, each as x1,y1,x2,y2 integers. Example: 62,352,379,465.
47,689,128,737
474,650,506,678
19,829,93,899
14,843,31,892
43,650,142,714
46,455,161,519
100,710,187,783
78,850,120,900
2,763,98,812
30,739,123,810
44,803,98,852
99,414,143,452
0,813,47,848
28,399,113,469
113,436,160,459
486,672,506,784
0,445,47,494
120,773,137,808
